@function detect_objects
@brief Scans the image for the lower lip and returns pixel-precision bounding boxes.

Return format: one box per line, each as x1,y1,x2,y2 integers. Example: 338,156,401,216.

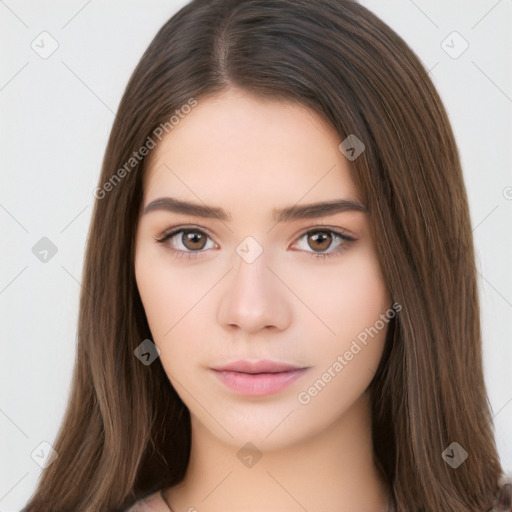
212,368,308,396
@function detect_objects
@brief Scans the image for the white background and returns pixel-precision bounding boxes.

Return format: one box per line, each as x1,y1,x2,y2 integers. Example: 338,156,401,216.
1,1,511,510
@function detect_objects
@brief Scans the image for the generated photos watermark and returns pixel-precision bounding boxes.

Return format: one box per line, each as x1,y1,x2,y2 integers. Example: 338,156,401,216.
93,98,198,200
297,302,401,405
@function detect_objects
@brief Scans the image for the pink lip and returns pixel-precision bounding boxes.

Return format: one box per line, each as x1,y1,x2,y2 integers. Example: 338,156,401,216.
211,360,309,396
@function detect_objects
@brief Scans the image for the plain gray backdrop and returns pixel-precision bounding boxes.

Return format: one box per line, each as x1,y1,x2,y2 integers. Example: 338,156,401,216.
1,1,511,511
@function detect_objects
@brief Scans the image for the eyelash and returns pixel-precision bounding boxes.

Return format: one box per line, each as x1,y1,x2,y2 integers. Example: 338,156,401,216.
153,225,356,261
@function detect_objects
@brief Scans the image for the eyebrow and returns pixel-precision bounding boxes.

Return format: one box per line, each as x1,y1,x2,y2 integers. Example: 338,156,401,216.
143,197,366,222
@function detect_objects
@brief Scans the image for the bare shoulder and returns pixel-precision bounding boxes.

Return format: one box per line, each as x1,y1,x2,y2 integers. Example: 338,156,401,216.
125,490,169,512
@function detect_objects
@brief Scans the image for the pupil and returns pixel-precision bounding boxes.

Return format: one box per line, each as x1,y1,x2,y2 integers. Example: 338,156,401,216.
310,232,331,251
184,231,205,250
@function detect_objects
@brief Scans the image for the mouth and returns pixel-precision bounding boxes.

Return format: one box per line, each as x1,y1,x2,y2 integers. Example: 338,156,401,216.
211,360,309,396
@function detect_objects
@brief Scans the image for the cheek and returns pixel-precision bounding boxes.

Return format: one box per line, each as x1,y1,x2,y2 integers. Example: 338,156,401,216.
135,243,223,385
285,249,390,345
134,242,212,339
332,258,390,341
294,255,391,416
135,254,176,339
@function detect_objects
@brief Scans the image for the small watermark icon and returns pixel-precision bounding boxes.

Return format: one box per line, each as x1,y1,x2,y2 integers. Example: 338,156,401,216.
31,31,59,59
31,441,59,468
236,236,263,264
441,441,468,469
237,442,263,468
134,339,161,366
32,237,58,263
339,134,365,161
441,31,469,59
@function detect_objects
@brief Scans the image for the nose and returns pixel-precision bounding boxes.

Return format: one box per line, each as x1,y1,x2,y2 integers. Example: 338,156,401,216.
217,248,292,335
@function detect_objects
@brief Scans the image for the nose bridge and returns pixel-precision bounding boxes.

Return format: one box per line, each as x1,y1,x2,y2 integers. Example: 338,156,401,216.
217,238,291,333
233,246,270,301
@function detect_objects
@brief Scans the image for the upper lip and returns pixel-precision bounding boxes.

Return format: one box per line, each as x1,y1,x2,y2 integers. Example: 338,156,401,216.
212,360,306,374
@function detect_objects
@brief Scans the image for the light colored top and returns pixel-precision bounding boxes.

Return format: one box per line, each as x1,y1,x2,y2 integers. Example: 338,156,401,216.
125,490,172,512
126,477,512,512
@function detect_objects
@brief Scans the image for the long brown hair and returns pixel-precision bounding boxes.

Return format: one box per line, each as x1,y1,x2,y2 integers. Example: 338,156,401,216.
22,1,508,511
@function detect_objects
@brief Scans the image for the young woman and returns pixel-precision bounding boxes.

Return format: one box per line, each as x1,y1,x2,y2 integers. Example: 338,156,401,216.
22,1,511,511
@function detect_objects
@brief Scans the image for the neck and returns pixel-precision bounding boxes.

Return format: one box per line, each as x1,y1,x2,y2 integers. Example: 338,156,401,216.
165,391,390,512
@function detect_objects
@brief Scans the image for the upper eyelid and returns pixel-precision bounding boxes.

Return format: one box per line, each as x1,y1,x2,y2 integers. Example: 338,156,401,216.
155,224,219,244
294,224,356,240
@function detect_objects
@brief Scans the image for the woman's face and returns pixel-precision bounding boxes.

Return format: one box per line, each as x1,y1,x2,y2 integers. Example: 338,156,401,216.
134,88,391,450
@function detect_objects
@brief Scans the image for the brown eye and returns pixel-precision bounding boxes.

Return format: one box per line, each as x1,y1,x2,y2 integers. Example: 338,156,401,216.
181,230,208,251
155,227,216,257
307,231,333,252
292,228,355,259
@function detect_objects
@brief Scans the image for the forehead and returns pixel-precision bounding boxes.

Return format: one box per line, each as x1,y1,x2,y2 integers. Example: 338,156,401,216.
143,89,360,207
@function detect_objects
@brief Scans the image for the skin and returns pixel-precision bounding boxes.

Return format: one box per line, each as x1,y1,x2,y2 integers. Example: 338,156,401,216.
134,88,392,512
